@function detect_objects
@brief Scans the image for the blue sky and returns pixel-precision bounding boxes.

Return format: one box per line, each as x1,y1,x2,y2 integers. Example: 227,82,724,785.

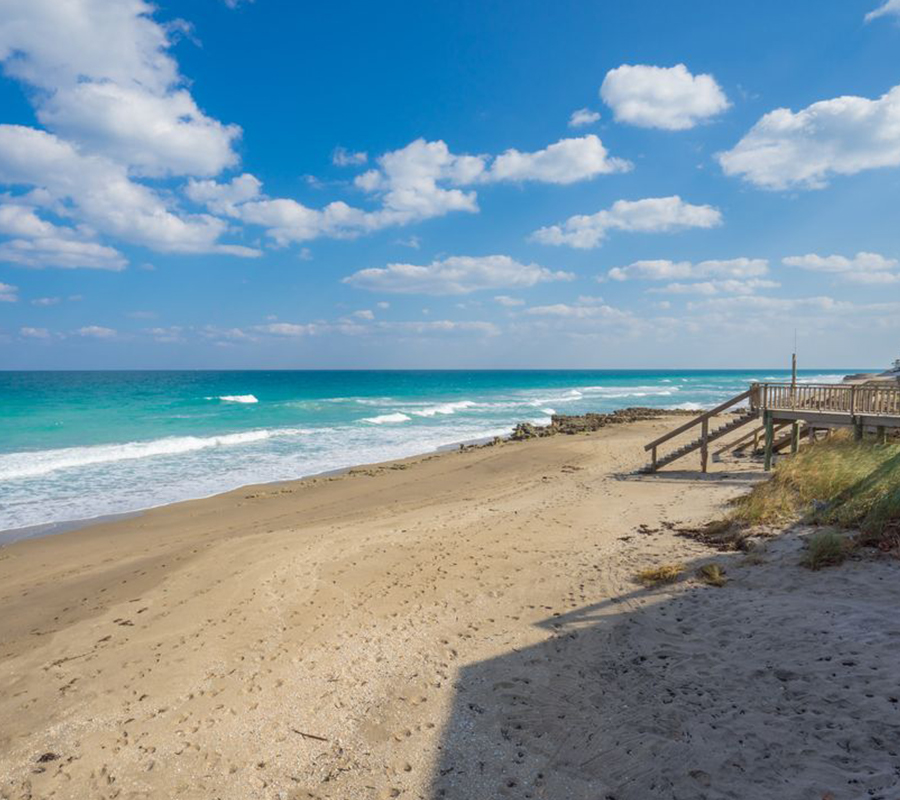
1,0,899,369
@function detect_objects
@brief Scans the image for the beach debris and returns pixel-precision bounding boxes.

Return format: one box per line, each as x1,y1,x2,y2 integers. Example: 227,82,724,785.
291,728,329,742
36,752,59,763
636,563,684,586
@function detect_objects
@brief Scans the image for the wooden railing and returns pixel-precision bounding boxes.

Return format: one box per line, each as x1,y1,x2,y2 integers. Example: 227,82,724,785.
757,382,900,417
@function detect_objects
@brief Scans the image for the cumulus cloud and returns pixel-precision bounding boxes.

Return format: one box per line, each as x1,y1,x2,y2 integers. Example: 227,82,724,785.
188,135,631,247
865,0,900,21
568,108,601,128
0,0,240,178
525,302,628,319
332,147,368,167
608,257,768,281
20,326,49,338
494,295,525,307
0,203,127,270
77,325,117,338
783,252,900,284
600,64,729,130
0,281,18,302
343,254,574,295
648,278,780,295
0,126,258,256
718,85,900,190
483,135,631,184
533,196,722,249
0,2,259,260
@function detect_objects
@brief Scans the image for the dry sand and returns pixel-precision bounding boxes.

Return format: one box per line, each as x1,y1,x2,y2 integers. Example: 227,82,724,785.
1,415,899,800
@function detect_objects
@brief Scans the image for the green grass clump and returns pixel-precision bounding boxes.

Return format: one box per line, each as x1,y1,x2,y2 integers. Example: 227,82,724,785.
802,530,847,570
696,563,727,586
726,436,900,542
636,563,684,587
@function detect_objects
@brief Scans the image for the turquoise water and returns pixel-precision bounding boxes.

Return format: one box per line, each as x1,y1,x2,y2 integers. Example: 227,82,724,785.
0,369,855,535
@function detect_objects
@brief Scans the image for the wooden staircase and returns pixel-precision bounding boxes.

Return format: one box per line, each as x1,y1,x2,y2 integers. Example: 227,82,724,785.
641,388,759,473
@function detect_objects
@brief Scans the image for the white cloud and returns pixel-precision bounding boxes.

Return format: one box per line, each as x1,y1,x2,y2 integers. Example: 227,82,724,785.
255,322,320,337
568,108,601,128
376,320,500,336
355,138,484,225
352,309,375,320
783,251,899,283
0,0,240,178
865,0,900,22
600,64,729,130
332,147,368,167
718,85,900,190
0,281,17,302
185,173,262,216
0,126,257,257
20,326,49,338
484,135,631,184
77,325,117,338
608,257,768,281
648,278,780,295
494,295,525,307
32,296,60,306
0,203,128,270
533,196,722,249
526,302,627,319
343,254,574,295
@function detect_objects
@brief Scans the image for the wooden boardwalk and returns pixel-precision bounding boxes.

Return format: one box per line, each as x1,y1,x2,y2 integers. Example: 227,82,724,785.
643,381,900,473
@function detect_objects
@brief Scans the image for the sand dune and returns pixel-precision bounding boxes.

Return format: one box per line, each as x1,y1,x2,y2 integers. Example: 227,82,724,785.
1,416,898,799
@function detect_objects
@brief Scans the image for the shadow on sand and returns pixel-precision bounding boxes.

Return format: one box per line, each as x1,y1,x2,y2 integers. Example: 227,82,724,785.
427,542,900,800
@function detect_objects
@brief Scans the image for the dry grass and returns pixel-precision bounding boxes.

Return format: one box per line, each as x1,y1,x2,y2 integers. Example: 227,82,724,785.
636,563,684,587
801,530,847,570
696,563,727,586
728,435,900,535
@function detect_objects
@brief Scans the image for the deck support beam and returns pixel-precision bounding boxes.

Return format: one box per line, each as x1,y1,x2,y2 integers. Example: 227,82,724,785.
877,425,887,445
854,419,864,441
791,422,800,454
764,412,774,471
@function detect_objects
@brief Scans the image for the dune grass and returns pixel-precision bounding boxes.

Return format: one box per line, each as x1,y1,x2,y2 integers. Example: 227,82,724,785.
727,435,900,542
696,563,727,586
801,530,847,570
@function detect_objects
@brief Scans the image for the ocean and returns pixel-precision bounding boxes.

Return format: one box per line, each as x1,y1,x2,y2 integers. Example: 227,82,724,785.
0,369,856,539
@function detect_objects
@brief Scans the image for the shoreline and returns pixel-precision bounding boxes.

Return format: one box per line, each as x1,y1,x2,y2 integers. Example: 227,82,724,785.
3,412,896,798
0,406,695,546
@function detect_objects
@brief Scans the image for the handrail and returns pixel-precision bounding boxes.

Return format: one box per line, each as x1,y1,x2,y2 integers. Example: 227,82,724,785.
758,382,900,417
644,388,754,452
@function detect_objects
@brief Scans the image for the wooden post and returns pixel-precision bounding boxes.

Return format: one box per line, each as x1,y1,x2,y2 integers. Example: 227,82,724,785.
701,418,709,473
791,422,800,454
764,412,774,471
651,445,658,470
854,420,864,441
877,426,887,445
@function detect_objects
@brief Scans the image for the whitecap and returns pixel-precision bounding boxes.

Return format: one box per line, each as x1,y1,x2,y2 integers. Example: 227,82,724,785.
207,394,258,404
361,413,412,424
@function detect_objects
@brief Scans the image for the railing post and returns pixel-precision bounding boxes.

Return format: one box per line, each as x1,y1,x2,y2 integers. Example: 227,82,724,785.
764,411,774,471
700,418,709,473
850,385,856,416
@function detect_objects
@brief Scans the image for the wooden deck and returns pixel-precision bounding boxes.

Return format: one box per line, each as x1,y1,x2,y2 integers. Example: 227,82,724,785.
642,381,900,473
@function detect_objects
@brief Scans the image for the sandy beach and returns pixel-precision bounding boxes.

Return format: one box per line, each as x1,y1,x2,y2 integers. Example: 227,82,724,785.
2,414,899,800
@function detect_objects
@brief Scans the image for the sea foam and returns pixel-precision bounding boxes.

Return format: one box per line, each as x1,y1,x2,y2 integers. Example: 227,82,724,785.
0,428,312,481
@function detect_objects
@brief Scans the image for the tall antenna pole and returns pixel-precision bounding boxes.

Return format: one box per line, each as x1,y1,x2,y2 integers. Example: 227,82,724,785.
792,328,797,388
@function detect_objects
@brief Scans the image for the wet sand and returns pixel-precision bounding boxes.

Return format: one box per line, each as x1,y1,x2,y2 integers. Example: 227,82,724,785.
2,415,898,799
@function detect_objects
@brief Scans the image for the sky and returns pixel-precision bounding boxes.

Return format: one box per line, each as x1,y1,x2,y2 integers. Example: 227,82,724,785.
0,0,899,370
